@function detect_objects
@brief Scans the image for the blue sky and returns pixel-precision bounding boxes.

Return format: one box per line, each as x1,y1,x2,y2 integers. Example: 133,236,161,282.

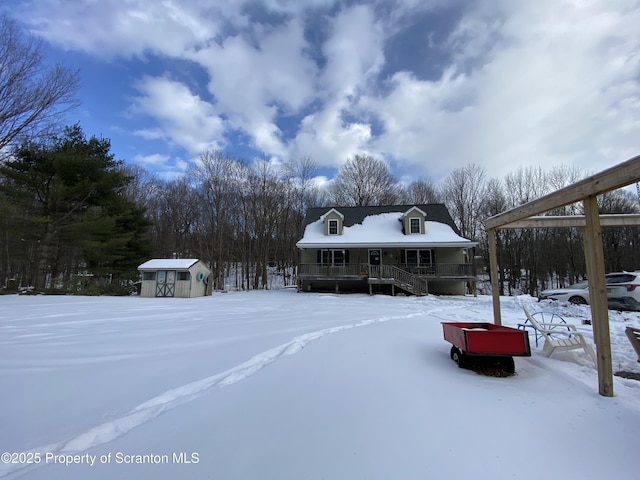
4,0,640,184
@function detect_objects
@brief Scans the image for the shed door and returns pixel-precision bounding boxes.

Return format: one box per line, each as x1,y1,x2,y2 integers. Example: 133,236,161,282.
155,270,176,297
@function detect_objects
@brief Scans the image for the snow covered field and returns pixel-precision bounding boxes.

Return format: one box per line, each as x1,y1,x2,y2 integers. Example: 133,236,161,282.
1,290,639,480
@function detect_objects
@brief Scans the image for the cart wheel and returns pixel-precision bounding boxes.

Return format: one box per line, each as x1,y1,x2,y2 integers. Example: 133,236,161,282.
450,346,457,360
451,348,466,368
500,357,515,374
531,312,572,342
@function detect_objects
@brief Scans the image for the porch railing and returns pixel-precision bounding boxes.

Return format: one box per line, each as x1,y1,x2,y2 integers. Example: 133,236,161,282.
296,263,365,277
399,263,476,278
297,263,475,279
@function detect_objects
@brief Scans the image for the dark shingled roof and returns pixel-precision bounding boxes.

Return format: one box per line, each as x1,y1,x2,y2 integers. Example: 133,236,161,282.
303,204,461,236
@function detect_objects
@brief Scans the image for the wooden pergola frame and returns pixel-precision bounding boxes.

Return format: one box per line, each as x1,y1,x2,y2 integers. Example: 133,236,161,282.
484,154,640,397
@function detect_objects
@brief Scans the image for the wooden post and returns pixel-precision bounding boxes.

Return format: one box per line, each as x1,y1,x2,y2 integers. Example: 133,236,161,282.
488,228,502,325
583,195,614,397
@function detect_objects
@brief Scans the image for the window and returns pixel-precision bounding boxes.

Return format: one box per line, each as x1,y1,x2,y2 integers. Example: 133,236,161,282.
606,274,635,284
419,249,434,265
410,218,421,234
328,219,339,235
177,272,190,281
319,249,349,266
142,272,156,281
405,249,433,266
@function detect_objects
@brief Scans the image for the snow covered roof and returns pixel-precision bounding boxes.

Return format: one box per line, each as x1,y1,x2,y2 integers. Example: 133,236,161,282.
399,206,427,218
296,212,477,248
320,208,344,220
138,259,200,270
303,204,460,231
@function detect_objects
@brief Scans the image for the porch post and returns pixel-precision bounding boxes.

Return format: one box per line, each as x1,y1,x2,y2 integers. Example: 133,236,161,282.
583,195,613,397
488,228,501,325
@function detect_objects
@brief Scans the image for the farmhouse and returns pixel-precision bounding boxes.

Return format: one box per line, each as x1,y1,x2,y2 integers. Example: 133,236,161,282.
296,204,478,295
137,259,212,298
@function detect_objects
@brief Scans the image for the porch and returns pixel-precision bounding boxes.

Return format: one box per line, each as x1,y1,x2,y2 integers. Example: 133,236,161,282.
296,262,477,296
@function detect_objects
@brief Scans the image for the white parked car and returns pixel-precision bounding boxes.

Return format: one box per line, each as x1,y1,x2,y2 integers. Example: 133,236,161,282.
539,281,590,305
606,272,640,311
539,272,640,311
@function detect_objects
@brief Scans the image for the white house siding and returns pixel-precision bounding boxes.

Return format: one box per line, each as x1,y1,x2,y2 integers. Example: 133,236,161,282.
174,277,192,298
140,281,155,298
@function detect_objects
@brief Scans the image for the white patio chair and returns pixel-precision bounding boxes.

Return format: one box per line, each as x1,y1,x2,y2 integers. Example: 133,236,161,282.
522,304,596,365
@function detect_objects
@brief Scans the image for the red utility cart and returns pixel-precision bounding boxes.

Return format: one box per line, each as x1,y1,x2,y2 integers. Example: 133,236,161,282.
442,322,531,373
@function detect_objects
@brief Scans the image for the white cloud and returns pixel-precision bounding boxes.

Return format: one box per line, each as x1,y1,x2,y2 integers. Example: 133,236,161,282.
132,128,166,141
286,4,387,167
133,152,190,181
363,0,640,180
319,5,386,100
10,0,640,183
19,0,228,58
360,68,470,176
129,75,225,155
187,17,318,156
134,153,170,166
289,100,373,168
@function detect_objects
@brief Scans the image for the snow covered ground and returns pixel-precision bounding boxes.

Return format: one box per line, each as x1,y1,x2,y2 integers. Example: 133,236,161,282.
1,290,639,480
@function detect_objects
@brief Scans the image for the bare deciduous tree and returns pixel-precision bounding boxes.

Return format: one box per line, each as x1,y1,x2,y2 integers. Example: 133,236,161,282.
0,15,79,154
403,176,440,204
282,155,322,212
440,163,487,240
145,177,198,259
329,154,398,206
119,164,159,209
190,149,244,289
503,165,549,206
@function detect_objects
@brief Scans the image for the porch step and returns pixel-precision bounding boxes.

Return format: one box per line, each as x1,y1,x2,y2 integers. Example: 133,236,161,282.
366,264,428,296
367,277,395,285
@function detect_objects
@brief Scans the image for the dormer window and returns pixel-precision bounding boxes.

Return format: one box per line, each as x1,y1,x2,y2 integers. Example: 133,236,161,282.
400,206,427,236
321,208,344,236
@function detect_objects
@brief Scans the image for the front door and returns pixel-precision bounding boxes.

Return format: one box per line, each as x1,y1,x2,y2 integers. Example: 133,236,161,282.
155,270,176,297
369,249,382,276
369,249,381,266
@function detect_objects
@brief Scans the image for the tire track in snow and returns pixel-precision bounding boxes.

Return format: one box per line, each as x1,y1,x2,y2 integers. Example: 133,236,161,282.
2,308,447,479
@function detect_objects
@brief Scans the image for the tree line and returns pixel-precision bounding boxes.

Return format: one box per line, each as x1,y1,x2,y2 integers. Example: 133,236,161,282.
7,135,639,295
2,133,638,295
1,13,638,295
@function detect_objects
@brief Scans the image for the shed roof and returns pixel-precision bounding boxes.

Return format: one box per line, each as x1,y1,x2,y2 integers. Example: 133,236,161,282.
138,259,200,270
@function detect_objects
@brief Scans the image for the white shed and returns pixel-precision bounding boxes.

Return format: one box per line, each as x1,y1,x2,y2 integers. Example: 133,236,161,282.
137,259,212,298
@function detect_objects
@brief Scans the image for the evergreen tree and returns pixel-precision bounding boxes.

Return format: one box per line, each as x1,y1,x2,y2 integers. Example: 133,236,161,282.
0,125,151,290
